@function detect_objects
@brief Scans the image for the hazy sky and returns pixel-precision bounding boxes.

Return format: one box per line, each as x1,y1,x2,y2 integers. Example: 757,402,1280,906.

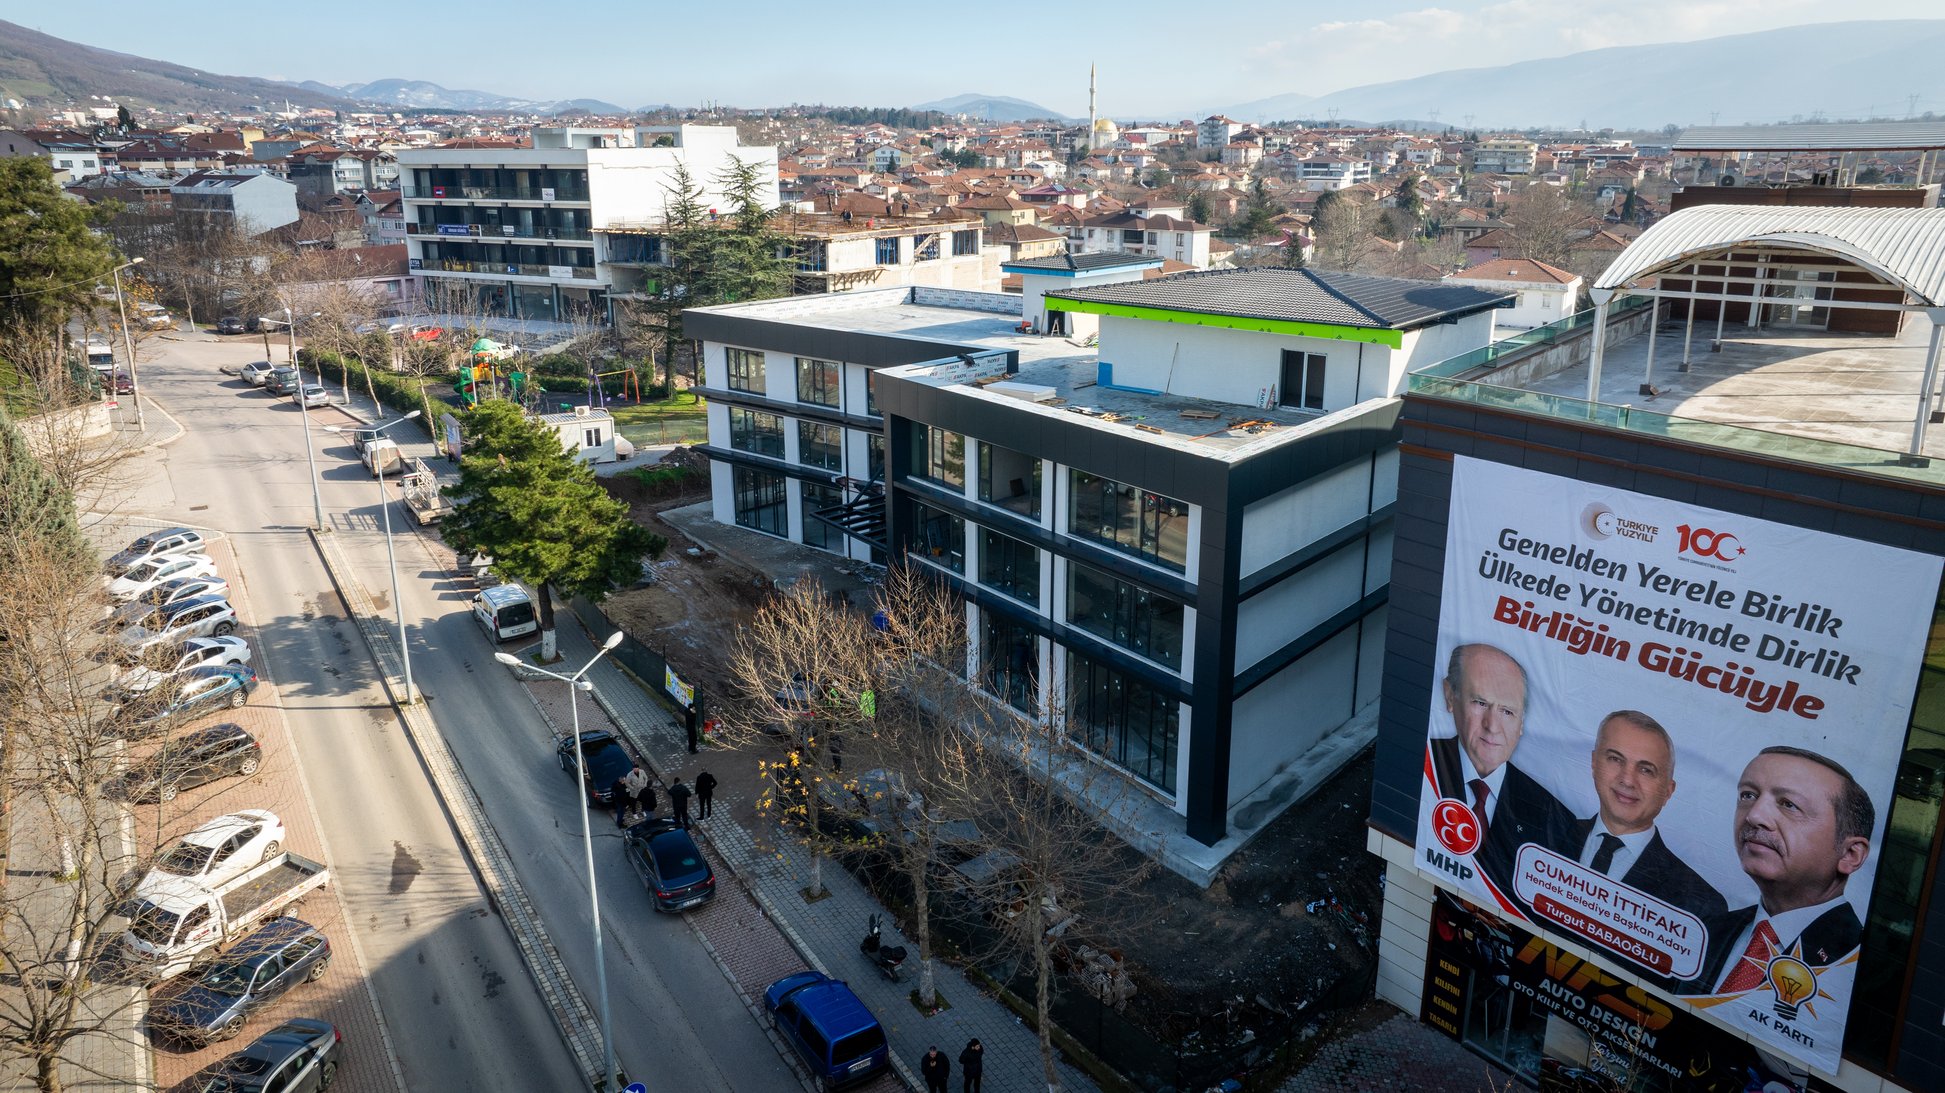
16,1,1941,117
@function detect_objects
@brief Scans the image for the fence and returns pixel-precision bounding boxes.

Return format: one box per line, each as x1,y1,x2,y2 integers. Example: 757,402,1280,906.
1413,294,1654,380
567,595,702,727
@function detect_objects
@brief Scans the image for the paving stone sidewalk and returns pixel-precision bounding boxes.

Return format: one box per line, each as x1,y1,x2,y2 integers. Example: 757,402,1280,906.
1276,1001,1502,1093
549,618,1097,1093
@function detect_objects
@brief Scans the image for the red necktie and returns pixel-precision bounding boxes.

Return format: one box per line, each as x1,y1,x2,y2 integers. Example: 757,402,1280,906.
1717,919,1782,994
1468,778,1491,842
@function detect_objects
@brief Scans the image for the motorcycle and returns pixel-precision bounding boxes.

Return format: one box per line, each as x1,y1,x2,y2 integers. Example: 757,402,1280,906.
859,913,907,982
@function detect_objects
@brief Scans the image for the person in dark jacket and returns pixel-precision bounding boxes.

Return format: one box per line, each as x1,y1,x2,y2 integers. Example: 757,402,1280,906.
695,770,718,819
668,778,692,829
958,1038,983,1093
920,1045,950,1093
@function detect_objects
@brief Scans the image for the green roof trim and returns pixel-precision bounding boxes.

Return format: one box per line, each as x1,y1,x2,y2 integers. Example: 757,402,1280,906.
1043,298,1404,348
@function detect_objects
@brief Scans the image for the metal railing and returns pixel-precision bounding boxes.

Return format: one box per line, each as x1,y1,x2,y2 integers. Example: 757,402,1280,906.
402,184,591,202
407,222,594,241
419,260,600,280
1412,294,1653,380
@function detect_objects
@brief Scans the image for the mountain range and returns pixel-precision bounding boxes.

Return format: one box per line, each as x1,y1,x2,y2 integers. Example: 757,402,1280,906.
292,78,628,116
1207,19,1945,129
911,93,1073,123
0,18,353,113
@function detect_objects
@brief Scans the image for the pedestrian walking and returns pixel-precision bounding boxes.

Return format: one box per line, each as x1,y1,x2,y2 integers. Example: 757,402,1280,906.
610,776,632,828
668,778,692,829
684,708,700,754
694,770,718,819
958,1038,983,1093
920,1045,950,1093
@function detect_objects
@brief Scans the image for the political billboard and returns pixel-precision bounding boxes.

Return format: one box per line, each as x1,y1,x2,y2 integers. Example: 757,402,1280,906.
1415,456,1940,1074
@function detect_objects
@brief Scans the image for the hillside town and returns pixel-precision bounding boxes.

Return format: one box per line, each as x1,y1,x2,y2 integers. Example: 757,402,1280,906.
2,18,1945,1093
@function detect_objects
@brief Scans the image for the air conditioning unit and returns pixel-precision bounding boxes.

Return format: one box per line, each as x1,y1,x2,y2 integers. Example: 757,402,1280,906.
574,405,591,418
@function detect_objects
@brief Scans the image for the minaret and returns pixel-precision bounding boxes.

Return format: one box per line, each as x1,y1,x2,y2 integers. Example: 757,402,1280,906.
1088,63,1097,152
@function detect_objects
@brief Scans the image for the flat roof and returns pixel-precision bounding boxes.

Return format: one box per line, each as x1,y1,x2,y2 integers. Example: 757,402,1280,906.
1674,121,1945,152
1001,252,1164,273
1421,319,1945,486
699,288,1376,458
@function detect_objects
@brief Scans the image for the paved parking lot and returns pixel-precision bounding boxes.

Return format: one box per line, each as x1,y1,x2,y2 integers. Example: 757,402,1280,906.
119,535,400,1092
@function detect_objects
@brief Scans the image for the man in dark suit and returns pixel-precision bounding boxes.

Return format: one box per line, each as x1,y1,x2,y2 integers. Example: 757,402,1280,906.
1565,710,1725,917
1430,643,1576,902
1682,746,1873,996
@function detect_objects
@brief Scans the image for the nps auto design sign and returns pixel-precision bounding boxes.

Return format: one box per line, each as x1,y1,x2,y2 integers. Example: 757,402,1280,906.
1415,457,1940,1074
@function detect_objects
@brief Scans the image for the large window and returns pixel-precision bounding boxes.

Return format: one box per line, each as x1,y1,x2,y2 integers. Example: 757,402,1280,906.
733,467,787,537
910,425,965,492
977,442,1041,520
726,347,765,394
980,528,1040,606
952,229,979,256
1067,649,1178,792
876,237,901,265
728,408,784,459
867,434,886,482
865,371,879,417
982,611,1039,714
1068,470,1190,571
801,483,842,551
1279,349,1325,411
799,421,843,472
797,358,841,407
1066,562,1184,669
911,501,964,572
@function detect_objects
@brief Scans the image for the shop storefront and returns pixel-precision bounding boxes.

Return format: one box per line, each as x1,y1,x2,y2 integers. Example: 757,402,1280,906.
1425,889,1819,1092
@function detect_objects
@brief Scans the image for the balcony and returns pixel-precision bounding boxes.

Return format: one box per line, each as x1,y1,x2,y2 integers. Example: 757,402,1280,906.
401,184,590,202
413,259,602,281
406,222,593,242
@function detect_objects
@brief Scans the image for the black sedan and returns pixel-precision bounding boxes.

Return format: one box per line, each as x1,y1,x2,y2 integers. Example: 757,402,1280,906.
119,723,261,804
190,1018,342,1092
623,817,717,912
215,316,259,335
149,918,330,1045
555,728,637,805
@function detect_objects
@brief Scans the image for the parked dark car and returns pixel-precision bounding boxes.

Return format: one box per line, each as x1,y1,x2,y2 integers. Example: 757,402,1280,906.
623,818,716,912
149,918,331,1045
264,367,299,396
555,728,637,806
119,723,261,803
191,1017,343,1092
764,971,890,1089
112,369,135,394
215,316,254,335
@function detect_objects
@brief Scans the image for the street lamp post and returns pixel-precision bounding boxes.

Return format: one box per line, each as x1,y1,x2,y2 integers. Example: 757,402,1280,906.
265,307,326,531
495,632,626,1092
111,256,145,431
326,411,422,704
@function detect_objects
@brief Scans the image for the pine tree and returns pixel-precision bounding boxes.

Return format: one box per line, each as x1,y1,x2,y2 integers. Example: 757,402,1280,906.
440,400,664,661
0,159,121,333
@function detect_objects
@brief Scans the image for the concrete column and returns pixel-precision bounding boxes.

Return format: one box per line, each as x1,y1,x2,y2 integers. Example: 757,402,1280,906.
1586,288,1614,404
1747,258,1767,331
1910,313,1945,460
1641,296,1660,394
1681,263,1698,372
1713,253,1731,349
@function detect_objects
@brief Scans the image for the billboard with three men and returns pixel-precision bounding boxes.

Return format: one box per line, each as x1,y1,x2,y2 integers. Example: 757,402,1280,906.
1415,456,1941,1075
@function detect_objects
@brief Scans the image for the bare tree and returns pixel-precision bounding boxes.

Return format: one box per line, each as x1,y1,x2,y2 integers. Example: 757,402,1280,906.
1504,184,1582,269
718,579,878,901
1312,192,1378,273
932,688,1154,1092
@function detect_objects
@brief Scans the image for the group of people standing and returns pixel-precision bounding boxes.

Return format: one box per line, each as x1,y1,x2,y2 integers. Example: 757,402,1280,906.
920,1039,983,1093
612,766,719,829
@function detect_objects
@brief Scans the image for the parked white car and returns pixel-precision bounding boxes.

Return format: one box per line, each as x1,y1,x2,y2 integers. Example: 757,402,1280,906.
297,384,330,408
129,811,286,901
104,528,207,576
107,554,218,602
118,596,239,657
114,636,253,695
239,361,277,386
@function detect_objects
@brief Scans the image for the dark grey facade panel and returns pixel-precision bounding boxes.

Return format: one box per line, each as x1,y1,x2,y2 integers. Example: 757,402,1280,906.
686,311,974,370
692,385,880,432
693,443,842,487
1227,402,1404,506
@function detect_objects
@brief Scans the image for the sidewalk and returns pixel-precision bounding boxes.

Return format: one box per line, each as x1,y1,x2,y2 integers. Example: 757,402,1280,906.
548,617,1095,1093
1276,1000,1498,1093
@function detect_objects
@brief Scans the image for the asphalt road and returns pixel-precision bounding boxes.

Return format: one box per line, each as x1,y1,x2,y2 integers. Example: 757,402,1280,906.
115,333,798,1091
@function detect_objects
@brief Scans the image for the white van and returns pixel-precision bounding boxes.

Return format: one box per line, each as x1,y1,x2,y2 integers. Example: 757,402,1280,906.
472,583,538,643
85,341,115,375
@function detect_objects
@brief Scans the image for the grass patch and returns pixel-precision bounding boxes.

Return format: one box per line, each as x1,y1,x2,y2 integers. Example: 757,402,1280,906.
608,388,707,422
610,391,710,447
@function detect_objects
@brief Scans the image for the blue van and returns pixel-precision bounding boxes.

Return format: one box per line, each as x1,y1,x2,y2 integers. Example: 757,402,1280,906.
763,971,889,1089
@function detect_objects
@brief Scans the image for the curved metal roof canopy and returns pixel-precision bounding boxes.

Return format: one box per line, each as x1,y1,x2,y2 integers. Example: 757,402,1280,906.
1594,205,1945,307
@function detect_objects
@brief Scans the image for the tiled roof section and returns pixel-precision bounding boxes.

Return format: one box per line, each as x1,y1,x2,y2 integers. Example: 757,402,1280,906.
1449,258,1579,284
1047,267,1513,330
1004,252,1162,272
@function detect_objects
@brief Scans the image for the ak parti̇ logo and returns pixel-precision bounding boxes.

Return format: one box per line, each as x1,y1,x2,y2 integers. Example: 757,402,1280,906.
1676,523,1745,563
1431,798,1482,856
